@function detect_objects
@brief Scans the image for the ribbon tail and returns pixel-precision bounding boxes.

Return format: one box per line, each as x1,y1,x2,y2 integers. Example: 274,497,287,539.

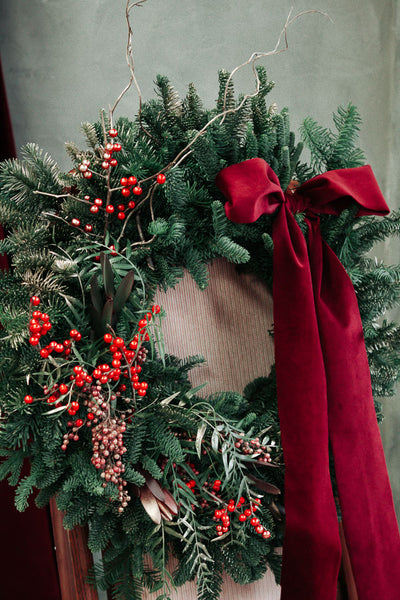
273,206,341,600
308,227,400,600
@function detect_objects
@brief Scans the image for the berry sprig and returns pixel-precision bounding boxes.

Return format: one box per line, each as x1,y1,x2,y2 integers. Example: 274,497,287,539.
213,495,271,539
70,127,167,239
234,436,275,464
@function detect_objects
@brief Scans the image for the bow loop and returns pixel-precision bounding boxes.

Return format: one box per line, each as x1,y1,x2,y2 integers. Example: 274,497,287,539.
215,158,284,223
216,158,389,222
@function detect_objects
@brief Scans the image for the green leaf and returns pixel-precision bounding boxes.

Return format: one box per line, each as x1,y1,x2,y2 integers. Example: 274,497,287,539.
102,298,114,331
100,252,115,298
113,271,135,313
90,274,103,313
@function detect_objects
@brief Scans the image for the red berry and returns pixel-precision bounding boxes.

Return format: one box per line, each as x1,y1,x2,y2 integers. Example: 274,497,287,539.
94,198,103,206
227,505,235,512
102,161,110,170
87,412,95,420
32,310,41,318
109,129,118,138
75,419,84,427
59,384,68,395
24,395,34,404
90,205,99,214
157,173,166,184
55,344,64,353
121,187,131,197
120,177,128,186
250,517,260,526
74,332,82,341
128,200,136,209
138,319,147,328
83,171,93,179
84,224,93,233
30,296,40,306
244,508,252,517
239,514,247,522
117,212,125,220
70,401,79,411
40,349,49,358
128,176,137,186
113,143,122,152
256,525,264,534
29,336,40,345
84,195,90,201
117,204,125,211
70,329,79,339
105,205,114,214
71,218,81,227
132,186,142,196
114,337,125,348
151,304,161,314
137,389,147,396
262,530,271,539
109,158,118,167
103,333,113,344
41,313,50,321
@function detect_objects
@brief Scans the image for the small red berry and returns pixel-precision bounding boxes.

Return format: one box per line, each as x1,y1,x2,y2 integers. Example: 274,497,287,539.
128,200,136,209
84,224,93,233
30,296,40,306
113,143,122,152
108,129,118,138
87,412,95,420
71,218,81,227
103,333,113,344
157,173,166,184
24,395,34,404
40,349,49,358
90,205,99,214
75,419,84,427
151,304,161,314
83,171,93,179
137,389,147,396
117,204,125,211
121,187,131,197
70,329,79,339
29,336,40,345
128,176,137,186
244,508,252,517
117,212,125,220
239,514,247,522
105,205,115,214
59,384,68,395
114,337,125,348
109,158,118,167
102,161,110,170
263,530,271,539
94,198,103,206
84,195,90,201
132,186,142,196
256,525,264,534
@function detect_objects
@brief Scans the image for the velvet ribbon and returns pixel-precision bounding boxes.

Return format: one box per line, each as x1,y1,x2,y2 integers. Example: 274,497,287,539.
216,158,400,600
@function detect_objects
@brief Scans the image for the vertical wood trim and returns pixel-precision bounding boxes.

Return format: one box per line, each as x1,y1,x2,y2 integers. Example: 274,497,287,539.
339,521,359,600
49,498,99,600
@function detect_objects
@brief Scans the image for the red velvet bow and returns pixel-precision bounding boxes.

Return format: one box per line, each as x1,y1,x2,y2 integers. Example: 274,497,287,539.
216,158,400,600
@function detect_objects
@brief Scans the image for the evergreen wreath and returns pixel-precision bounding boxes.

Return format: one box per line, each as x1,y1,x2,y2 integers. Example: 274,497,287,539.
1,15,400,600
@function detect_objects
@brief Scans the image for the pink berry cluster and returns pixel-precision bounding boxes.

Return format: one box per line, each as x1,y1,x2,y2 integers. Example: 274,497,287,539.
213,496,271,539
235,436,273,464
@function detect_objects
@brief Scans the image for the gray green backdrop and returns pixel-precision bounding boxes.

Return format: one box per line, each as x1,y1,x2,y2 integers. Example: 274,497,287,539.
1,0,399,515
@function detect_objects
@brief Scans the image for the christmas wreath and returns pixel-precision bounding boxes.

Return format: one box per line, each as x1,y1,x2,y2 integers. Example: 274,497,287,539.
1,31,400,600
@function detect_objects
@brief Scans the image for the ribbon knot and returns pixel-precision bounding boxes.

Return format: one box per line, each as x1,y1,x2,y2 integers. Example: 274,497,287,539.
216,158,400,600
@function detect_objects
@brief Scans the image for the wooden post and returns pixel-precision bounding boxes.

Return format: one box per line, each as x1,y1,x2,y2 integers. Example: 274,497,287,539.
49,498,99,600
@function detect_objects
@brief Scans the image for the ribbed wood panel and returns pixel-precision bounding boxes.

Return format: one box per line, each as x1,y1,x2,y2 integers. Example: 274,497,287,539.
156,258,275,394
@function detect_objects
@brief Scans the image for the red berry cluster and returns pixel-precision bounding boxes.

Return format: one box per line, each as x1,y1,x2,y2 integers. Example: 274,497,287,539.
213,496,270,539
28,305,52,347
